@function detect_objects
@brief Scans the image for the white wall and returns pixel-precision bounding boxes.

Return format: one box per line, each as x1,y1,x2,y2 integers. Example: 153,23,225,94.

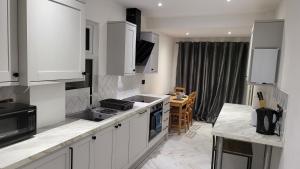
86,0,125,75
275,0,300,169
142,34,175,95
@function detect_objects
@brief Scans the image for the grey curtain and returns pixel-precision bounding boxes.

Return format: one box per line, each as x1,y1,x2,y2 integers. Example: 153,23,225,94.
176,42,249,123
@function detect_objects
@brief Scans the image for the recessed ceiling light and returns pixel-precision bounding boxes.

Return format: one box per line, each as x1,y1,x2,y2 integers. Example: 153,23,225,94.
228,31,232,35
158,2,163,7
227,0,231,2
185,32,190,36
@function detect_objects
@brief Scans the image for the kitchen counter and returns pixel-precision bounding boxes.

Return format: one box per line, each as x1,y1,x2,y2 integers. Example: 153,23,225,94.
0,94,169,169
212,103,283,147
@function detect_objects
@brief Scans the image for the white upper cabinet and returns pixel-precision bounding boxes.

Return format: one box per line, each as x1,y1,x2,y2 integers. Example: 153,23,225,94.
107,21,137,76
247,20,284,85
137,32,159,73
18,0,86,85
0,0,18,85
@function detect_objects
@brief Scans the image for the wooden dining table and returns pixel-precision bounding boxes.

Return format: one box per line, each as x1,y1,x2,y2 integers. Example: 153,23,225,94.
169,96,189,134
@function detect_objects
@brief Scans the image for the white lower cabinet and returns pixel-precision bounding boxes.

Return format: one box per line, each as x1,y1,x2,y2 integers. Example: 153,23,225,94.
94,126,114,169
129,109,149,162
113,119,130,169
70,137,94,169
21,148,70,169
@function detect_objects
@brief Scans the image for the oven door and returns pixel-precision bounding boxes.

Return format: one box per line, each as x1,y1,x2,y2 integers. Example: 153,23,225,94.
0,110,36,147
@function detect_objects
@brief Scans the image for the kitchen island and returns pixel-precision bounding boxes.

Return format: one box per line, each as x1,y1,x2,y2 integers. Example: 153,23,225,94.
212,103,283,169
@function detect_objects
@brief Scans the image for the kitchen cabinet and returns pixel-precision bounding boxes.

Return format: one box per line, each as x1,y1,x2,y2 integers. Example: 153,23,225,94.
113,119,130,169
107,21,137,76
94,126,114,169
162,99,170,134
129,109,149,162
136,32,159,73
0,0,18,85
18,0,86,85
70,136,94,169
247,20,284,84
21,148,70,169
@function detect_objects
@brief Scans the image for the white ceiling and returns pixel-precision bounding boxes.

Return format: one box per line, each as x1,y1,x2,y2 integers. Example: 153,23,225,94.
114,0,281,38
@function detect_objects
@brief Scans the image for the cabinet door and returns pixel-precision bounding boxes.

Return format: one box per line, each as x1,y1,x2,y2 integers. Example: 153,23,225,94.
71,137,94,169
94,127,113,169
113,120,130,169
0,0,17,83
129,109,149,162
21,148,70,169
26,0,85,81
124,24,136,75
150,34,159,73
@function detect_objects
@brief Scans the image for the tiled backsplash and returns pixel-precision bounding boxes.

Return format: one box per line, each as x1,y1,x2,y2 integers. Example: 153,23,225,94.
65,74,144,114
0,86,17,101
66,88,90,115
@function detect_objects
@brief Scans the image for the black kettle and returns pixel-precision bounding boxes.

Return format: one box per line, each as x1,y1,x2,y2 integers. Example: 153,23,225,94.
256,107,281,135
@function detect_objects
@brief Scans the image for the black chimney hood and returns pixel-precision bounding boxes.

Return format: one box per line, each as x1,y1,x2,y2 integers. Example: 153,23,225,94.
126,8,154,66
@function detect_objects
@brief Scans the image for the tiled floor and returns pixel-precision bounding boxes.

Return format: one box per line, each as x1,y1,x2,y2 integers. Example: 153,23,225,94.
140,122,213,169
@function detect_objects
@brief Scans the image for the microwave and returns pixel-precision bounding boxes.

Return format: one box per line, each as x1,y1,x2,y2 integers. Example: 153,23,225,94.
0,103,36,148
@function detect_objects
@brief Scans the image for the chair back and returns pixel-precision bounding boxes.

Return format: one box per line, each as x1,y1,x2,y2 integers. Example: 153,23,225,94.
175,87,186,93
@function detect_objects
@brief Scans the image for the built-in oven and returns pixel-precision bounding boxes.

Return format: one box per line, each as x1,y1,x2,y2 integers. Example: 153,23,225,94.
149,102,163,141
0,103,36,148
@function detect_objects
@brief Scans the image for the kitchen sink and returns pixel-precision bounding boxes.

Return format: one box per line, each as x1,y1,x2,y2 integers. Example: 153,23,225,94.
67,108,118,122
123,95,160,103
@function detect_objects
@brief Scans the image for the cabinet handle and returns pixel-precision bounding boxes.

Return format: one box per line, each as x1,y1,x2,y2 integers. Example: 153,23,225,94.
118,123,122,127
151,68,154,71
82,72,87,75
12,73,19,78
133,69,136,72
69,147,74,169
139,110,147,114
115,125,119,129
92,136,97,140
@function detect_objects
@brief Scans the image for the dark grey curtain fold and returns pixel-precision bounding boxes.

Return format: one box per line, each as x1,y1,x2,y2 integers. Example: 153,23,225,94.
176,42,249,123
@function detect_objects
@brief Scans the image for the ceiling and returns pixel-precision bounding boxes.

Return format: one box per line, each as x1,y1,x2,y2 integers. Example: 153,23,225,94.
114,0,281,38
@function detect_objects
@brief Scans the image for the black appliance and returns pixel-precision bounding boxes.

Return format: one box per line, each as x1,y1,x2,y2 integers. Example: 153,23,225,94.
100,99,134,111
256,107,282,135
0,103,36,148
126,8,155,65
149,102,163,141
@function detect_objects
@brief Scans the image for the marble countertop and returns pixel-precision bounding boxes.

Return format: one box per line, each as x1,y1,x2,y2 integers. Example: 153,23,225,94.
0,94,169,169
211,103,284,148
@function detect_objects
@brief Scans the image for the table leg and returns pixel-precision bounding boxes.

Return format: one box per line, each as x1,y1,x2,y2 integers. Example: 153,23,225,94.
178,106,182,135
215,137,223,169
263,145,273,169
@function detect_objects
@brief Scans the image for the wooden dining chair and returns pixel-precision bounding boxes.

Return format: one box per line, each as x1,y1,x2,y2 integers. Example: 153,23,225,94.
170,105,189,134
187,92,197,126
175,87,186,93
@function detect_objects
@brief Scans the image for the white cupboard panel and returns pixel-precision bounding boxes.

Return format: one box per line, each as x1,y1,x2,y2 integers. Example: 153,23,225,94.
19,0,86,83
21,148,70,169
250,49,279,84
94,127,113,169
0,0,18,83
71,137,94,169
129,109,149,162
113,120,130,169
